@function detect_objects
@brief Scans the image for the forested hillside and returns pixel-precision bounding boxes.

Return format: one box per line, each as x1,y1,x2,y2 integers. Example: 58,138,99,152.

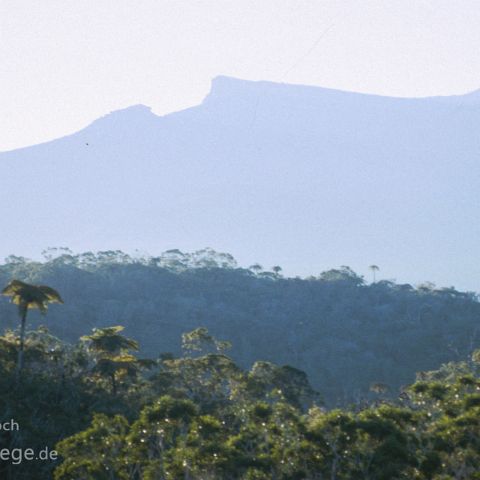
0,308,479,479
1,248,478,405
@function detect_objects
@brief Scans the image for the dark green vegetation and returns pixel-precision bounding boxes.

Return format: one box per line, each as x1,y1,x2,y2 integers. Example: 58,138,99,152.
1,280,63,380
1,250,480,479
1,249,479,403
0,313,479,478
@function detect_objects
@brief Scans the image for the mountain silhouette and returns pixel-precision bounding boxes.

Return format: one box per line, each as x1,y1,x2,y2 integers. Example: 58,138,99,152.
1,76,479,289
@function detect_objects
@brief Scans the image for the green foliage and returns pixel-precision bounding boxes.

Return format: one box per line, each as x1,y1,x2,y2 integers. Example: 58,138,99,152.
81,325,139,354
2,279,64,378
182,327,232,356
1,253,480,479
2,250,479,403
81,326,149,395
0,321,477,480
2,279,63,315
54,414,130,480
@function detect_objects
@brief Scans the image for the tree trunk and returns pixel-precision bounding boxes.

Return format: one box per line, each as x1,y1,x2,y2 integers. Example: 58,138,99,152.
110,372,117,395
16,308,28,381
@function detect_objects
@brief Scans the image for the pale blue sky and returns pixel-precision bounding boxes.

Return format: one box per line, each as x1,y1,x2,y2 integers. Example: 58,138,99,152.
1,0,480,151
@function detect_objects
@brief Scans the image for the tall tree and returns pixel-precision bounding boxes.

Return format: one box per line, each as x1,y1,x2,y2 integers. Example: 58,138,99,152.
369,264,379,283
1,280,63,379
272,265,282,278
81,326,143,394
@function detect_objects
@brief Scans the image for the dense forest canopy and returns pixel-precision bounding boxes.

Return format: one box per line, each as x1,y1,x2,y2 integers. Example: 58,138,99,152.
1,248,479,404
0,306,479,478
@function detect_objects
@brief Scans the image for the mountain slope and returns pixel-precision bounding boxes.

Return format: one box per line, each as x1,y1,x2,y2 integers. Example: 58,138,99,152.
1,253,479,404
1,76,480,289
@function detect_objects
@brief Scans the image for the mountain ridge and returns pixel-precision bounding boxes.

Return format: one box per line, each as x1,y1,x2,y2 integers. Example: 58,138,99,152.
4,76,480,155
0,76,479,290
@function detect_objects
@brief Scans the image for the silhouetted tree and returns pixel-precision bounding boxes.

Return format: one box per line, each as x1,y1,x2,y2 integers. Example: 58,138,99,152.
272,266,282,278
369,264,379,283
81,326,143,394
1,280,63,379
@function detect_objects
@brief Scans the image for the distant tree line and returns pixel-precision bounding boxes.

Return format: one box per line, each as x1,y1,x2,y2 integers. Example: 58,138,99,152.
1,248,479,406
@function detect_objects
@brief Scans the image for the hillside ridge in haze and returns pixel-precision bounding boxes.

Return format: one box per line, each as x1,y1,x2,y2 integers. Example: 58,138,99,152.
1,76,479,290
1,250,479,404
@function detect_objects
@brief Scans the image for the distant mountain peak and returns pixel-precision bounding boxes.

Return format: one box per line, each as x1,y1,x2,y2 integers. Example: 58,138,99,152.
95,104,156,122
80,104,159,137
206,75,480,103
204,75,260,101
1,75,480,294
207,75,335,95
463,87,480,101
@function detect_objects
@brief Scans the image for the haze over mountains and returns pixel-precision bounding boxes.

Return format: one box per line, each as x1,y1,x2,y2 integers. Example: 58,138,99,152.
1,76,479,289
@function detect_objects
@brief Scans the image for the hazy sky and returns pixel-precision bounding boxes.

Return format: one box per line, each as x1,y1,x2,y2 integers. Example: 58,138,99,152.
1,1,480,151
